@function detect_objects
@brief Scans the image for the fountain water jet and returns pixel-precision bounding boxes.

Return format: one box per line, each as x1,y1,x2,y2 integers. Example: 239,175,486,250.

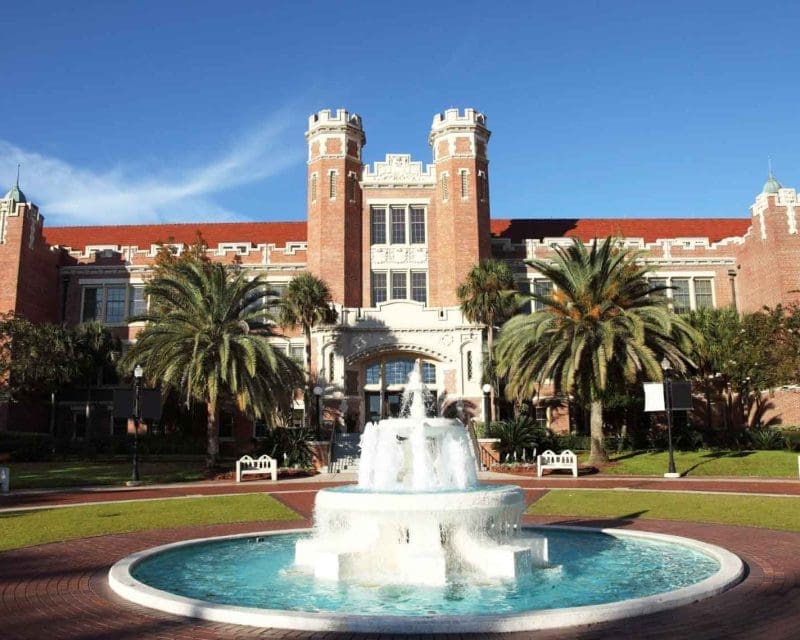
295,360,547,585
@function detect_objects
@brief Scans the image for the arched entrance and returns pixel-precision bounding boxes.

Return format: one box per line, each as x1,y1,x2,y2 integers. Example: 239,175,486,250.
362,355,438,422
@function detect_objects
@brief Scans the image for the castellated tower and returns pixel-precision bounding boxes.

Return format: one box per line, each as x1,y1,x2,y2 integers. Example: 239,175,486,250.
305,109,365,306
428,108,491,307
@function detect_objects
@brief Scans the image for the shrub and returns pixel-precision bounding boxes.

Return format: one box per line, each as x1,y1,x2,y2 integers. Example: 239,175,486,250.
257,427,313,468
556,434,591,452
0,431,54,461
745,427,787,451
488,418,556,463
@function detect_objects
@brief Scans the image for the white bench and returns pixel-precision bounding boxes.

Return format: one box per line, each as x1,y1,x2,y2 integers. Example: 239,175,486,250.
0,466,8,493
537,449,578,478
235,454,277,482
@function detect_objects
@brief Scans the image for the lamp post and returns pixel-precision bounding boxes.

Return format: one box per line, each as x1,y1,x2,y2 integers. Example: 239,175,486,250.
660,358,678,478
482,383,492,426
129,364,143,485
313,386,323,440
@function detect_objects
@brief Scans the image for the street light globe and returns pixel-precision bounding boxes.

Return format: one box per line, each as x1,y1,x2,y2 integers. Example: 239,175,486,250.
313,386,323,396
134,364,143,379
660,358,670,372
482,383,492,394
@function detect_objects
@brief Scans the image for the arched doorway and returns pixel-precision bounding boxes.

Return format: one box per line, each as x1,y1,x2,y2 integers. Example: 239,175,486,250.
363,355,438,422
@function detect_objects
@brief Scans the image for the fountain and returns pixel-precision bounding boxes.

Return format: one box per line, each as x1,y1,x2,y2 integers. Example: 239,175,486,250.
108,361,745,633
294,360,547,584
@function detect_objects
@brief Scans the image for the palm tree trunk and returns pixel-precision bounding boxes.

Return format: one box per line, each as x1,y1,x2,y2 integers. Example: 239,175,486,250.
304,324,312,429
487,326,496,422
206,396,219,470
588,398,609,464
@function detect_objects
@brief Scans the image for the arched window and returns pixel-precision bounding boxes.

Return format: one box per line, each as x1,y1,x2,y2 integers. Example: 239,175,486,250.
365,358,436,386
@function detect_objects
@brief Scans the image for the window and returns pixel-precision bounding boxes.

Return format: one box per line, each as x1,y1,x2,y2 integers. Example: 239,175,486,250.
329,170,337,199
366,363,380,384
219,412,234,439
649,278,668,297
410,207,425,244
466,351,473,381
460,170,469,199
104,286,126,323
422,362,436,384
533,279,553,312
329,351,335,383
479,171,488,201
370,207,386,245
254,419,268,439
82,287,103,322
390,207,406,244
265,283,287,318
347,173,356,201
310,173,318,202
128,287,146,317
371,271,387,305
516,280,531,314
694,279,713,309
391,272,407,299
384,359,414,385
290,344,305,365
671,278,691,313
411,272,427,304
441,173,449,200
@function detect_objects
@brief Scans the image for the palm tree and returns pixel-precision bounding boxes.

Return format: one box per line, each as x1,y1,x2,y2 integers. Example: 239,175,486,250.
495,237,698,464
456,259,520,421
122,259,303,469
72,322,121,438
277,272,338,428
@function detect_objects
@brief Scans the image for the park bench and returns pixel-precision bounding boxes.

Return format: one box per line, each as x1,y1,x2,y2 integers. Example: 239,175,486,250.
537,449,578,478
0,466,8,493
235,454,278,482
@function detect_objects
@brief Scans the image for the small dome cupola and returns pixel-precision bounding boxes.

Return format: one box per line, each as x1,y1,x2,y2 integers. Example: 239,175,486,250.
4,165,27,204
763,163,782,194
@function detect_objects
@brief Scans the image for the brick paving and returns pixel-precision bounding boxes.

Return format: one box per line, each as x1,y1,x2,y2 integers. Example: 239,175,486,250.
2,478,800,639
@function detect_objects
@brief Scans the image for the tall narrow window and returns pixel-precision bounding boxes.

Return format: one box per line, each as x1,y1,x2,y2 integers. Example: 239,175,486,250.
533,279,553,312
329,171,337,199
694,279,714,309
129,286,146,317
347,173,356,202
410,207,426,244
370,207,386,244
310,173,318,202
411,272,427,304
479,171,488,201
671,278,691,313
441,173,449,200
329,351,335,382
648,278,668,296
371,272,387,305
82,287,102,322
391,272,407,299
106,286,126,323
517,280,532,314
460,170,469,199
466,351,473,381
390,207,406,244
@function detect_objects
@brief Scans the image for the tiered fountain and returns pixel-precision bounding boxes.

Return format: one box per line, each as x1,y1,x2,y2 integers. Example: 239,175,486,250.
109,361,744,634
295,361,547,584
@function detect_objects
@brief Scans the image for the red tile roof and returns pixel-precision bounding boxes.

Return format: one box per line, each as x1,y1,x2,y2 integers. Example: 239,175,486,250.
490,218,752,244
43,217,753,252
44,221,308,251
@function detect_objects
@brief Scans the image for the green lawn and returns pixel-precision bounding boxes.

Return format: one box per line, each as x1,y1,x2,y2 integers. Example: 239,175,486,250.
528,489,800,532
0,494,299,551
6,459,208,490
595,449,799,477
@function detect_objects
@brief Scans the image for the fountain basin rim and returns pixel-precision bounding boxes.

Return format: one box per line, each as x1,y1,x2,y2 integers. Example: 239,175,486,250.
108,524,745,634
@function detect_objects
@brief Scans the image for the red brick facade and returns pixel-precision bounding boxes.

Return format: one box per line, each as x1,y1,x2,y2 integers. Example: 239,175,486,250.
2,108,800,441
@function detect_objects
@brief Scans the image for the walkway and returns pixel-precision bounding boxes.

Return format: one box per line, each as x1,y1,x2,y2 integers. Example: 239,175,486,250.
2,475,800,639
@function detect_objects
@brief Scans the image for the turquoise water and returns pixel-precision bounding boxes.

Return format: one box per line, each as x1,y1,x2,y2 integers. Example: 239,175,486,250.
131,530,720,617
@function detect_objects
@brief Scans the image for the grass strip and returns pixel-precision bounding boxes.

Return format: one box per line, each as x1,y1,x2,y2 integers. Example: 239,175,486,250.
0,494,299,552
597,449,799,477
527,489,800,532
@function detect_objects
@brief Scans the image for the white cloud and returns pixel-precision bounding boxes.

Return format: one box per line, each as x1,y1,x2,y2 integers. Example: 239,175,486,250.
0,111,304,226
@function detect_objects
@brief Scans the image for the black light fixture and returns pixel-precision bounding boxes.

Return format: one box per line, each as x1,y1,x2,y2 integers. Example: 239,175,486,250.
313,385,323,440
481,383,492,426
130,364,143,485
660,358,678,477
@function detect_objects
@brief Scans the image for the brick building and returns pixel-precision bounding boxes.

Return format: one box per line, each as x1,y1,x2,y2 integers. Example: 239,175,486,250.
1,108,800,445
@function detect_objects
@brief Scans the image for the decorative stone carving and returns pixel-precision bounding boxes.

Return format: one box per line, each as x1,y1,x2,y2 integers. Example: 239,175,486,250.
371,245,428,270
362,154,436,187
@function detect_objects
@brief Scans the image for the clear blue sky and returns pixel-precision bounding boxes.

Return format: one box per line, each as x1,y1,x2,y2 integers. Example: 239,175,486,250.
1,0,797,226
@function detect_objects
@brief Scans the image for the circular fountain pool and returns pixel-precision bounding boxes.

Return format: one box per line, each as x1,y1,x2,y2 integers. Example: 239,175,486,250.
109,525,744,634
